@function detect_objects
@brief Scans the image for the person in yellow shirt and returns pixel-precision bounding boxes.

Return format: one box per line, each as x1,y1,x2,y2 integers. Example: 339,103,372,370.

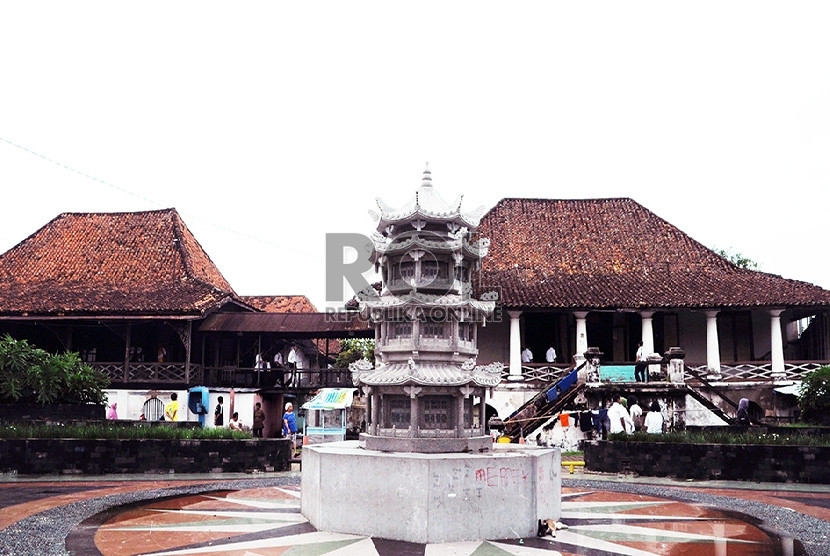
164,393,179,421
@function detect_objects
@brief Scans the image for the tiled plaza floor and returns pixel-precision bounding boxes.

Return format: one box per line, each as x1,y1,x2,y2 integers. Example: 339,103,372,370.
1,469,828,555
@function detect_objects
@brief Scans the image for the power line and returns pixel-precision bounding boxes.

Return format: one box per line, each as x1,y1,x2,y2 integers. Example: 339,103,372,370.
0,136,314,258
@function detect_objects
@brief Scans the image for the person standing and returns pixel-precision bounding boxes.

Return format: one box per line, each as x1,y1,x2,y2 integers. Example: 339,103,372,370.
737,398,751,426
273,349,285,386
634,341,648,382
521,346,533,363
107,402,118,420
607,394,630,435
644,401,665,434
545,345,557,363
164,393,179,421
283,402,298,455
214,395,224,427
287,345,301,386
252,402,265,438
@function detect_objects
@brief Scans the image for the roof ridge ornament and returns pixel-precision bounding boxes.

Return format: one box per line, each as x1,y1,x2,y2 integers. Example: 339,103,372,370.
421,162,432,187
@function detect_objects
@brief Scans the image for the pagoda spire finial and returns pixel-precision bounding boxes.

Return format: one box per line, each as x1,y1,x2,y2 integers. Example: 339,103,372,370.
421,162,432,187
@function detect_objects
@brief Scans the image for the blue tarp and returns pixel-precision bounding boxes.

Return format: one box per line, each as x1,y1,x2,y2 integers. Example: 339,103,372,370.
546,369,579,403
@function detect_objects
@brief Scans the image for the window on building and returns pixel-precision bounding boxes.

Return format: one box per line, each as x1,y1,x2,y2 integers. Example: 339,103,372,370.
400,261,415,281
463,397,473,428
386,396,411,428
141,397,165,421
421,260,448,282
421,396,452,429
422,320,446,339
459,322,474,342
388,321,413,339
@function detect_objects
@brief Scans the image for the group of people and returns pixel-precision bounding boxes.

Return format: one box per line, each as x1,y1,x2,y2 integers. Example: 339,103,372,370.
114,392,295,443
252,344,306,387
212,396,266,436
521,345,558,364
607,394,665,434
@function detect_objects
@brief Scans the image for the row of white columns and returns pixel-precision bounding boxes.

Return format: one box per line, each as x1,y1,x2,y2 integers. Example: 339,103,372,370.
508,308,787,377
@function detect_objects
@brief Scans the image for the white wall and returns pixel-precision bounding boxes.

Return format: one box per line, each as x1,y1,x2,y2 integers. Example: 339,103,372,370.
104,389,188,421
489,387,540,420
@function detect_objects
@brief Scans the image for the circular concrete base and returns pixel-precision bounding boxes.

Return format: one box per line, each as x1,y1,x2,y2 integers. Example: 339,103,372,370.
360,433,492,453
301,440,561,544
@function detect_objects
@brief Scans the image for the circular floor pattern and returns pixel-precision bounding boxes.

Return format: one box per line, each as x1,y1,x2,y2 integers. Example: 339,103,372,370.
75,485,804,555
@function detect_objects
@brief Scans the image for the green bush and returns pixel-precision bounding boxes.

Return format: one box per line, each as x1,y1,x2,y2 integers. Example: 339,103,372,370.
799,365,830,424
0,423,251,440
0,334,110,405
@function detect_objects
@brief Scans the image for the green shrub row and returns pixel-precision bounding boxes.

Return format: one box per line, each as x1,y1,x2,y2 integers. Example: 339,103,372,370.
0,423,252,440
608,429,830,447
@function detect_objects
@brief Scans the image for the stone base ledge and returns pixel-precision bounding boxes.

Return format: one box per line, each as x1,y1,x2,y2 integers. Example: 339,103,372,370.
360,433,492,453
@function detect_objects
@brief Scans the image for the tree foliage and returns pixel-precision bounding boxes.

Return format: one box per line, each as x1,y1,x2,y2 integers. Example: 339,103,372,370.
799,366,830,424
0,334,110,405
714,247,760,270
334,338,375,368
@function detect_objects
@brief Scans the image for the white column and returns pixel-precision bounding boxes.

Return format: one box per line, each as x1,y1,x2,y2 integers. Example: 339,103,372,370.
574,312,589,357
640,311,655,355
508,310,523,380
769,309,785,373
705,310,721,375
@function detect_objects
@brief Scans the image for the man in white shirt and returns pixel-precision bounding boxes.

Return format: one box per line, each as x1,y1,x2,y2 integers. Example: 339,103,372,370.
287,345,301,386
545,346,557,363
272,350,285,386
607,394,631,434
634,341,648,382
521,346,533,363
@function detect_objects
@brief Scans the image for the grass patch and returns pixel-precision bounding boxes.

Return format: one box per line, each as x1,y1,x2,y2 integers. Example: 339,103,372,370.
0,423,252,440
608,430,830,447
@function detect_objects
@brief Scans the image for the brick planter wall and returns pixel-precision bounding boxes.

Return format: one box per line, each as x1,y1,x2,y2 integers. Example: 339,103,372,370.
583,440,830,483
0,438,292,475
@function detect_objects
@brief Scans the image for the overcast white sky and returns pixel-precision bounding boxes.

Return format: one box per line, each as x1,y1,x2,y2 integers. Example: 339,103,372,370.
1,1,828,311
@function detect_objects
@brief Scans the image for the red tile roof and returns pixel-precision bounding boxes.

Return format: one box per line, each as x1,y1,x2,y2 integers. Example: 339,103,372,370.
241,295,317,313
198,312,370,337
477,198,830,310
0,208,237,316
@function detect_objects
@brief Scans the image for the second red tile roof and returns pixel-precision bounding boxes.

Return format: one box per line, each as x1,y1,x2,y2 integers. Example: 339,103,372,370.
477,198,830,310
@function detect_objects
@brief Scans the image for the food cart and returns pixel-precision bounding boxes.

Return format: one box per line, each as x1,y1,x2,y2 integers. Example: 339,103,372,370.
301,388,356,444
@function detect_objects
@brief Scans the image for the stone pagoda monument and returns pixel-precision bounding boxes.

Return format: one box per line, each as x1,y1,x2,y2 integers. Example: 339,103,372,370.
301,166,560,544
350,163,502,453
